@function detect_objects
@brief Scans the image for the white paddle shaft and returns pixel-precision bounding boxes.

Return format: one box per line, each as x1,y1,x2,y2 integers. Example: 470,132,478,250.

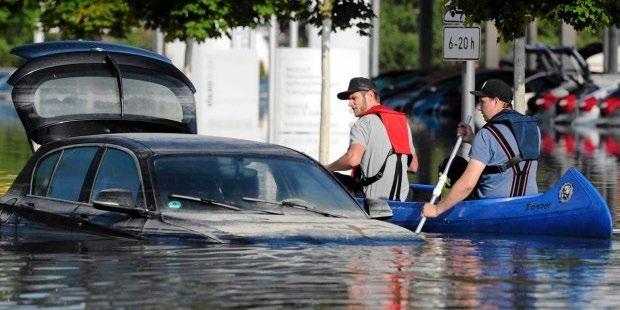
415,115,472,233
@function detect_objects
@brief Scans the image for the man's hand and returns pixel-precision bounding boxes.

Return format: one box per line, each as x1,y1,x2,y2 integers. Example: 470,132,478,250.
422,203,441,218
457,122,474,143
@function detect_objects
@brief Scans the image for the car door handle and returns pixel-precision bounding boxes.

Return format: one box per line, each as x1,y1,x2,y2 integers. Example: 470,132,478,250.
17,202,35,212
74,214,90,227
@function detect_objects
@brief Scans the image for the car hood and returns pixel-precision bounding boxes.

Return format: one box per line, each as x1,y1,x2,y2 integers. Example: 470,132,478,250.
8,41,196,148
158,213,423,244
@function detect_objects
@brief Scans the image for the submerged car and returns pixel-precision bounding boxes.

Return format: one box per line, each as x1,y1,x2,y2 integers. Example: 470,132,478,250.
0,41,420,244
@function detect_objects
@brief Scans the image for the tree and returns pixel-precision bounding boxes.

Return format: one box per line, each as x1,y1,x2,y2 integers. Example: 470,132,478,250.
448,0,620,113
126,0,372,43
0,1,40,67
39,0,138,40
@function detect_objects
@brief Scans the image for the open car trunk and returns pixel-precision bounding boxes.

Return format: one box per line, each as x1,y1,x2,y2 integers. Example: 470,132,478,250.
8,41,197,149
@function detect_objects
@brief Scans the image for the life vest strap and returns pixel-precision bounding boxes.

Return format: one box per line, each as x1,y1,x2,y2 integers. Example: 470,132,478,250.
482,124,533,197
357,149,393,187
356,149,408,201
388,154,403,201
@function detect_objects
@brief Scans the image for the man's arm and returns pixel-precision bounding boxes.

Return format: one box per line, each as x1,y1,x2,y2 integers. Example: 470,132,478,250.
325,143,365,172
421,158,485,217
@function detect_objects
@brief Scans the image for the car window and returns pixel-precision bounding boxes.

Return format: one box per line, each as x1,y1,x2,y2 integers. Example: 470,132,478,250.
91,148,143,206
25,65,194,124
33,69,119,117
122,74,186,122
47,147,99,201
31,151,61,196
152,154,366,218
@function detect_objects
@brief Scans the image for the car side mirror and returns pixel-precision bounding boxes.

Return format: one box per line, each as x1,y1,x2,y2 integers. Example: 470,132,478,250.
92,189,148,218
364,198,393,220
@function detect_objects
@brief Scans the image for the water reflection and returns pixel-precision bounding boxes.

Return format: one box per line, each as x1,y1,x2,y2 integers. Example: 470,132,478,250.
0,99,30,194
0,234,613,308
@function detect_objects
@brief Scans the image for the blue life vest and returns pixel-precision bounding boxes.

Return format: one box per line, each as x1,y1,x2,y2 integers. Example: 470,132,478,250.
487,109,540,160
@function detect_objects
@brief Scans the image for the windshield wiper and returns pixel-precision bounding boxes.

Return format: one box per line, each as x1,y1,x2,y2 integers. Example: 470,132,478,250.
169,194,282,215
241,197,347,218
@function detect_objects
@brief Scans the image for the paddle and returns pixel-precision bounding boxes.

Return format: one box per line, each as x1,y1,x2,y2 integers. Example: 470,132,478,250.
415,115,472,234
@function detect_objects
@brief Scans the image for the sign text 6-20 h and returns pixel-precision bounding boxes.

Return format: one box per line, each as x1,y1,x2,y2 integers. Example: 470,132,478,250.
448,36,475,50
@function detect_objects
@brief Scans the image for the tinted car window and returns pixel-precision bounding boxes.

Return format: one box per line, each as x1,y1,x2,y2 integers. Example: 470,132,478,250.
91,148,143,206
24,65,195,125
48,147,98,201
32,152,61,196
153,155,366,218
122,72,188,122
34,70,119,117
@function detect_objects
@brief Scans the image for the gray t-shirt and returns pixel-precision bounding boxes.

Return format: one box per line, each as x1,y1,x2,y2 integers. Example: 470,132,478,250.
350,114,415,201
470,123,539,199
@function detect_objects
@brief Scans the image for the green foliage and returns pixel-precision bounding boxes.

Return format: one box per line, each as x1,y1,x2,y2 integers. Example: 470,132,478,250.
130,0,373,43
379,0,453,72
40,0,138,39
104,28,154,50
379,0,419,71
451,0,620,41
0,0,40,67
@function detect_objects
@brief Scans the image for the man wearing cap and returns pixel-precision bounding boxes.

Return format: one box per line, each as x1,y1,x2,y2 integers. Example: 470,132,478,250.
422,79,540,218
326,77,418,201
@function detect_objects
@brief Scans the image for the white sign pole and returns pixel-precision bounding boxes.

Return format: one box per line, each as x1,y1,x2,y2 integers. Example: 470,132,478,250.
463,61,475,129
443,8,478,129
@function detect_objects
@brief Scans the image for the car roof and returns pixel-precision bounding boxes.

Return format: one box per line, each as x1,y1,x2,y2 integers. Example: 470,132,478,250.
41,133,308,158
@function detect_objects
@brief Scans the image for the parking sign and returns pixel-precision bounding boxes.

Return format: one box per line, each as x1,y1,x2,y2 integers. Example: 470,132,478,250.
443,26,480,61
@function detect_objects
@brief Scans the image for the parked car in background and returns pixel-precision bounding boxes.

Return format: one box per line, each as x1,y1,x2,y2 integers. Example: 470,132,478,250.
0,41,420,245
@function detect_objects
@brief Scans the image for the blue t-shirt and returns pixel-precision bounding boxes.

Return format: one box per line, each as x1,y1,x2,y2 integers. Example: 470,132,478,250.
470,124,539,199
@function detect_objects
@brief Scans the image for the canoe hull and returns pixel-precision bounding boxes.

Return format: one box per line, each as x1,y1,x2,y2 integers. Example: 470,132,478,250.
387,168,613,239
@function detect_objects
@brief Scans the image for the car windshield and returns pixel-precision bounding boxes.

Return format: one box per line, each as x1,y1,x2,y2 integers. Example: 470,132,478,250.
152,154,366,218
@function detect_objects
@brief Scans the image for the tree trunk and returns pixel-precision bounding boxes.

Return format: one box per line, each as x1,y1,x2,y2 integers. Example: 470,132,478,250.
153,28,164,55
513,36,526,114
526,21,537,71
184,38,195,77
418,0,433,70
609,26,619,74
484,22,499,69
268,16,278,143
370,0,380,76
33,22,44,43
319,0,332,164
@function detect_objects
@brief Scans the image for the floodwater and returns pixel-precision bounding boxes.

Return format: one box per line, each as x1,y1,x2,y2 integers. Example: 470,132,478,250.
1,99,619,308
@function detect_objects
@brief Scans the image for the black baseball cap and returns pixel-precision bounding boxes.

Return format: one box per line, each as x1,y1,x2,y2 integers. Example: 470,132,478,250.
470,79,513,104
337,77,377,100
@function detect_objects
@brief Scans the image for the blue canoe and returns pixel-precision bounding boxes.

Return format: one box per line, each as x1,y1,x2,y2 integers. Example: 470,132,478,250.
385,168,613,239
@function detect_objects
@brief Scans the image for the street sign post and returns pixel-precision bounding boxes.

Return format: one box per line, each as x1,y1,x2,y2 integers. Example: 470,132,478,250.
444,8,464,23
442,26,480,61
442,3,477,131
